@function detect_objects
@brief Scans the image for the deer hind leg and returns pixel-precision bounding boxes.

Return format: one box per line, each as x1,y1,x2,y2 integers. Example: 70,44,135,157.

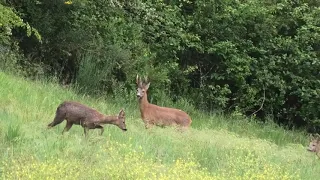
48,107,66,128
62,121,73,134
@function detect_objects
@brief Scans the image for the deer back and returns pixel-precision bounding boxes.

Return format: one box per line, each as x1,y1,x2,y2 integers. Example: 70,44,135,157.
60,101,104,122
144,104,191,127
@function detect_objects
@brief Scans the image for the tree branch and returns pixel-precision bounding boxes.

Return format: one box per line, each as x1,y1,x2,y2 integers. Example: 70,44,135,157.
250,86,266,117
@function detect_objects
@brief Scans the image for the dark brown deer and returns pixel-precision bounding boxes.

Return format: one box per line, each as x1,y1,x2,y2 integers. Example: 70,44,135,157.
47,101,127,136
136,75,192,129
307,134,320,157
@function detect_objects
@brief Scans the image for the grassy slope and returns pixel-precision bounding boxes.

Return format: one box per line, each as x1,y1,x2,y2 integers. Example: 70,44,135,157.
0,71,319,179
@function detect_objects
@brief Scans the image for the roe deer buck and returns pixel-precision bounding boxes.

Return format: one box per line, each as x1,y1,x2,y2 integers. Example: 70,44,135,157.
136,75,192,129
307,134,320,157
47,101,127,136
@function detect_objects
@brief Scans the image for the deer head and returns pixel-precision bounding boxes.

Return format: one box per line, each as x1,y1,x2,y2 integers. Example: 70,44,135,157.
116,109,127,131
136,75,150,99
308,134,320,152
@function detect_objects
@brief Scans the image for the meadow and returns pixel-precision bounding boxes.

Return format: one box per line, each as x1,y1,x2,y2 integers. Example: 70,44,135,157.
0,71,319,180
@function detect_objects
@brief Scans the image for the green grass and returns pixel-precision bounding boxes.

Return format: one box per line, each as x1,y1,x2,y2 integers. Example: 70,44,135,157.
0,71,319,179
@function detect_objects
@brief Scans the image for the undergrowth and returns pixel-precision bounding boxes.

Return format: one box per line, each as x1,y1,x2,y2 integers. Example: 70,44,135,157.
0,72,318,179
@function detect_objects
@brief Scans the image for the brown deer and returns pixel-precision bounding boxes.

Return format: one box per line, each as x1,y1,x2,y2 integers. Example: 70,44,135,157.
136,75,192,129
307,134,320,157
47,101,127,136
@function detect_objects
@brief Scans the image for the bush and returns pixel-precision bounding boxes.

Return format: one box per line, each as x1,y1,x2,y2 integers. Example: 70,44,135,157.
3,0,320,130
178,0,320,127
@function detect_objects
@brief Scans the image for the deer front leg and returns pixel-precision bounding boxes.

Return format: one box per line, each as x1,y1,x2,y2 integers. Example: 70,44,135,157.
83,127,89,137
62,121,73,134
142,118,153,129
145,123,154,129
94,125,104,135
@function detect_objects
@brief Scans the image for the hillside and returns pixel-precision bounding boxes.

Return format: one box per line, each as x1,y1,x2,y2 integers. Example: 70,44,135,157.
0,72,319,179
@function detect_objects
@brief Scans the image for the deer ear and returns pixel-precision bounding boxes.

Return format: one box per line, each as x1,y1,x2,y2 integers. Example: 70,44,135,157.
145,82,150,90
119,109,125,117
310,134,314,141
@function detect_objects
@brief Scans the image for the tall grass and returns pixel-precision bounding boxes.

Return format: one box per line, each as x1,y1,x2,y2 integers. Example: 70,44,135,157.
0,71,319,179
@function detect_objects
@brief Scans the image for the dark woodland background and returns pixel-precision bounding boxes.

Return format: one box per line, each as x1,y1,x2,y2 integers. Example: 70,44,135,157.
1,0,319,131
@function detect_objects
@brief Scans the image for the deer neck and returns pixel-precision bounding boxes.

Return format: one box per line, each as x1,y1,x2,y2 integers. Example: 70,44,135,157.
100,115,118,124
139,93,149,112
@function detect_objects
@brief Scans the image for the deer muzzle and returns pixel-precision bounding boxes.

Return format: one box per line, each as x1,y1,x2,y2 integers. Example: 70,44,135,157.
307,147,314,152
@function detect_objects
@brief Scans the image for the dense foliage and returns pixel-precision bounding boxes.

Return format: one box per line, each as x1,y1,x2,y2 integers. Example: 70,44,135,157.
1,0,319,130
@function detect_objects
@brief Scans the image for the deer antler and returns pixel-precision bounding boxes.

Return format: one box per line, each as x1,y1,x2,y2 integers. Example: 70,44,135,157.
144,76,148,84
136,75,142,87
136,74,139,85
